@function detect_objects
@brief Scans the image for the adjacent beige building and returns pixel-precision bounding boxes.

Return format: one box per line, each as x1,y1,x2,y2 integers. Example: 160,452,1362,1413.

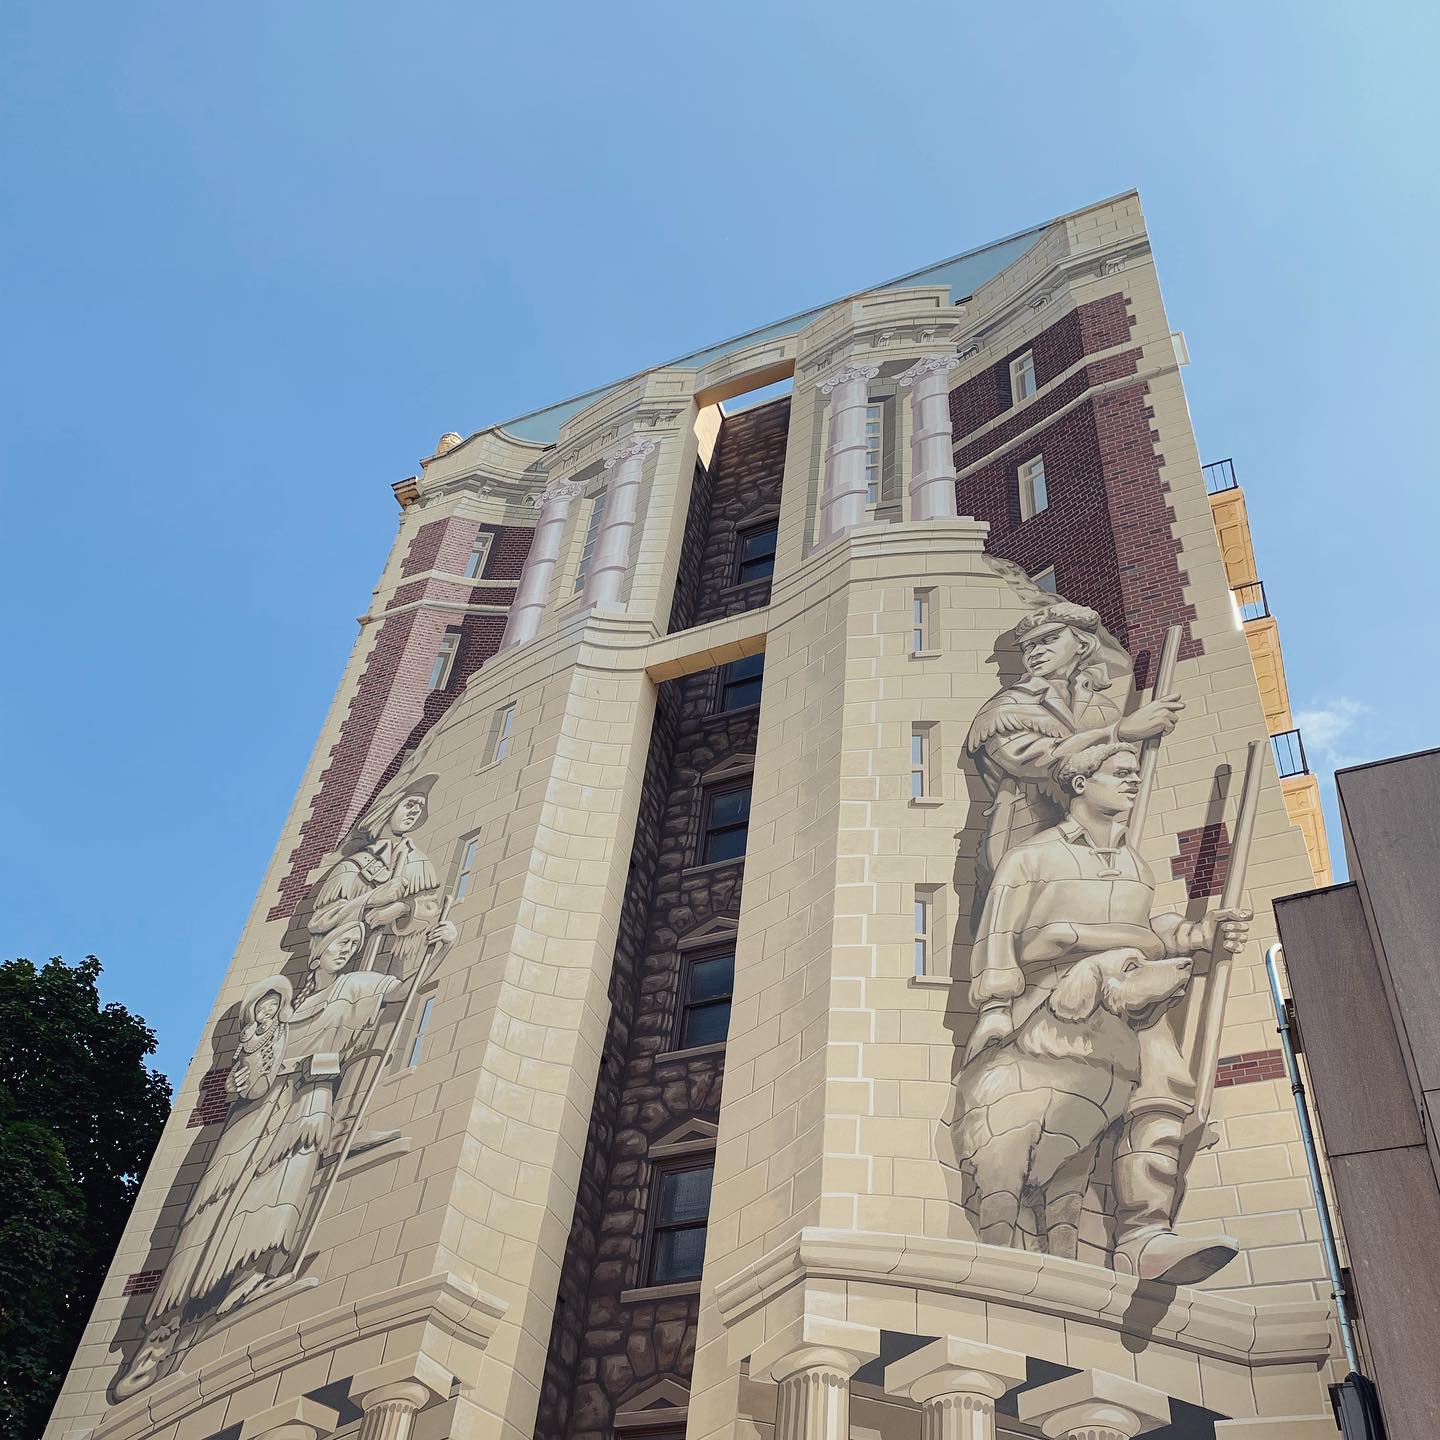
45,192,1341,1440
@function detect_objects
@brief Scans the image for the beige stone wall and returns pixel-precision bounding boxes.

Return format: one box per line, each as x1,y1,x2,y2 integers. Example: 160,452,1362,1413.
47,191,1342,1440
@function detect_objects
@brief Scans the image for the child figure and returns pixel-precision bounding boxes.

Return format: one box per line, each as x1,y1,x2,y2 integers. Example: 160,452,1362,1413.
229,976,294,1102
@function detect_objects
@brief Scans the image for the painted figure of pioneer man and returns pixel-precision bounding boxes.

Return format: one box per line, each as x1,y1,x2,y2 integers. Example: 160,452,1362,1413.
963,740,1252,1284
308,774,450,974
965,602,1184,923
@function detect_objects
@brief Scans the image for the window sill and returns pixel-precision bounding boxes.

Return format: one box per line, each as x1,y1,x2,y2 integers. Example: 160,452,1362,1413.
620,1280,702,1304
654,1040,726,1065
909,974,954,989
709,701,761,722
910,649,943,660
681,857,746,880
908,797,945,809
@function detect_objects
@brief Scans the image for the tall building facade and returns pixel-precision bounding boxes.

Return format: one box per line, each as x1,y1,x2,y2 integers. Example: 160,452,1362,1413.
47,193,1345,1440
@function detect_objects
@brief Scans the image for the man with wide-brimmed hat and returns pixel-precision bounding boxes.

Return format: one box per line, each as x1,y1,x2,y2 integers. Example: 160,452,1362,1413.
308,773,454,973
965,601,1182,922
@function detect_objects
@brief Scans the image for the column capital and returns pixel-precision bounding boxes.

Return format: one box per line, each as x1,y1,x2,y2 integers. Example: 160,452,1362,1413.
819,361,880,395
749,1314,881,1385
530,477,585,507
884,1336,1027,1405
1017,1371,1171,1439
897,354,961,387
240,1394,342,1439
603,435,660,469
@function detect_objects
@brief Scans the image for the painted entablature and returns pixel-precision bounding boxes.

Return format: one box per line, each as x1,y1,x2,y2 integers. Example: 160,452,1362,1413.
45,192,1337,1440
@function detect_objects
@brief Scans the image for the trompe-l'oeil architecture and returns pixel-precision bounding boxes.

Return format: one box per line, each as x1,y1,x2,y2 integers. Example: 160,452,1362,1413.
47,192,1343,1440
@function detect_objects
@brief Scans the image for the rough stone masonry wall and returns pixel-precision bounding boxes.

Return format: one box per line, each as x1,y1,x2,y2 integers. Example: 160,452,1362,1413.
535,398,788,1440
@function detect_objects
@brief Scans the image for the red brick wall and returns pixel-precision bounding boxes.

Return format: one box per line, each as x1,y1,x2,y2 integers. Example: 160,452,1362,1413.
1171,822,1233,900
952,293,1199,687
186,1066,230,1127
270,514,530,919
1215,1050,1286,1088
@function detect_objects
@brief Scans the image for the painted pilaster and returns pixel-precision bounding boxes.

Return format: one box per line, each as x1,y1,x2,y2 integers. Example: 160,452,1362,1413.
582,435,658,610
897,354,961,520
501,477,583,649
884,1337,1028,1440
815,362,879,546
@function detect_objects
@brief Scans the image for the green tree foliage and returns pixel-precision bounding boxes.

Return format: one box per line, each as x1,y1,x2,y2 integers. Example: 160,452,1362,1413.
0,957,171,1437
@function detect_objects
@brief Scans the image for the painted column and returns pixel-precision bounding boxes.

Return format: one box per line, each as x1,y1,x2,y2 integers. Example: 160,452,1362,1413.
898,353,961,521
357,1380,432,1440
582,434,658,611
884,1337,1028,1440
773,1354,860,1440
751,1318,879,1440
1017,1371,1172,1440
500,477,584,650
816,361,880,546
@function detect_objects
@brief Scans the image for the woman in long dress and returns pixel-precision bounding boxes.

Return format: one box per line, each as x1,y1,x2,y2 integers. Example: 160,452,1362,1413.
116,910,415,1398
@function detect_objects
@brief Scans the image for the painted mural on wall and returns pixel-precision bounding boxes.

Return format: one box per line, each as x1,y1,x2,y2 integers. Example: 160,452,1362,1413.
113,775,458,1400
952,581,1254,1285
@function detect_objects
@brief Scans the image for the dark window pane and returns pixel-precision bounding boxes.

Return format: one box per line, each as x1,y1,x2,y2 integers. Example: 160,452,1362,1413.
722,675,763,710
682,999,732,1048
727,653,765,680
653,1224,707,1283
710,788,751,825
704,825,748,864
659,1166,713,1223
688,953,734,1002
720,654,765,711
736,523,778,583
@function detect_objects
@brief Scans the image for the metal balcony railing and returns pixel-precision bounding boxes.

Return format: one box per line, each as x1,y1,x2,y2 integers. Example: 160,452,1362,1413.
1233,581,1270,622
1204,458,1239,494
1272,728,1310,779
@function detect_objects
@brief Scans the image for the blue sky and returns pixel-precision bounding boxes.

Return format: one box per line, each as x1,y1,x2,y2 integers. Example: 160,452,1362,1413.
3,3,1436,1082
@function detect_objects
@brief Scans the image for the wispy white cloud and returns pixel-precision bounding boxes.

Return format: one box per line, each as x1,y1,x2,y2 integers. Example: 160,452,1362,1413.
1292,696,1379,772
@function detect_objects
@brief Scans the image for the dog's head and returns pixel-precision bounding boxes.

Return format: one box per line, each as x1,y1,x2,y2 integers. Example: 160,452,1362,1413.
1049,948,1193,1029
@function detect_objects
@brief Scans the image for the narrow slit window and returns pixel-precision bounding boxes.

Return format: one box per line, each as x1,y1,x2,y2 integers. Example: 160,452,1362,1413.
865,402,883,504
490,704,516,763
1031,565,1058,594
680,951,735,1048
407,996,435,1068
647,1162,714,1285
1010,350,1037,403
912,589,932,653
429,631,461,690
911,723,937,800
455,837,479,900
574,489,609,591
463,532,493,579
1018,456,1049,521
914,889,937,976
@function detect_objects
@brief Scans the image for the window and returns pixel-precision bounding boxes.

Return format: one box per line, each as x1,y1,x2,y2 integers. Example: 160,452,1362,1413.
455,837,479,900
574,489,609,592
911,722,937,800
865,402,883,504
406,996,435,1067
1031,565,1058,594
1010,350,1037,402
1018,455,1049,521
734,521,777,585
429,631,460,690
680,951,734,1048
718,653,764,712
914,887,939,976
703,784,751,864
912,588,932,653
463,532,493,579
647,1162,714,1285
489,704,516,764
